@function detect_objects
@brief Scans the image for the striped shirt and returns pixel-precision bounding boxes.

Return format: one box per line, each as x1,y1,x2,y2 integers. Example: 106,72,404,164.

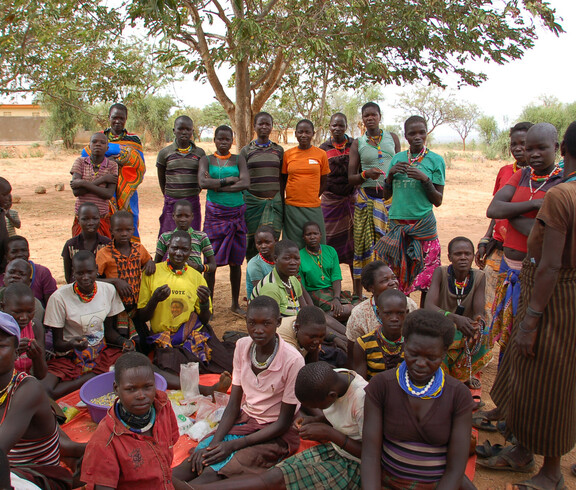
156,142,206,198
240,141,284,194
70,156,118,216
250,268,302,316
356,331,404,379
156,227,214,267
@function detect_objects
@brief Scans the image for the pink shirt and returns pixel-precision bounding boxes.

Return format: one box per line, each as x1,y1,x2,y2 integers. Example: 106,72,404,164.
70,156,118,216
232,336,304,424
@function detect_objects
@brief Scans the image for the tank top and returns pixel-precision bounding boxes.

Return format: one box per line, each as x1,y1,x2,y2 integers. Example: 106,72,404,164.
357,131,395,188
206,155,244,207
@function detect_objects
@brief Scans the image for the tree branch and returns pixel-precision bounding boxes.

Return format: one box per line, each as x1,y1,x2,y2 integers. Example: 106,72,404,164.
258,0,281,19
209,0,231,26
252,51,289,113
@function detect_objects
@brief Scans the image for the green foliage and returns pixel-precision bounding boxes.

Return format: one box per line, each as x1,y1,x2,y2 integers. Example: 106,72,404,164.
395,86,457,134
40,94,93,149
443,151,457,169
129,95,176,148
449,103,481,151
477,116,499,145
200,103,231,129
518,98,576,140
483,130,511,160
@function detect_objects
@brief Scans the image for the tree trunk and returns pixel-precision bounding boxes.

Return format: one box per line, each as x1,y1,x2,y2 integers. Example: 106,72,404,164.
234,58,253,149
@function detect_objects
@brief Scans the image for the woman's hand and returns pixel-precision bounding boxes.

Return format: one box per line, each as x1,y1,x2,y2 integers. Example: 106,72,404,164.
515,315,540,358
475,244,487,269
330,298,343,317
26,339,43,360
189,448,208,475
112,278,133,298
406,167,429,182
152,284,171,303
299,423,334,443
143,260,156,276
197,285,211,304
363,168,384,180
387,162,408,180
451,315,477,338
201,440,238,466
122,339,136,352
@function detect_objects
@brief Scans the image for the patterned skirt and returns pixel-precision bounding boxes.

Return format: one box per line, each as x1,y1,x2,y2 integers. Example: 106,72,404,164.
321,191,355,266
158,194,201,237
491,262,576,456
204,201,247,266
283,205,326,250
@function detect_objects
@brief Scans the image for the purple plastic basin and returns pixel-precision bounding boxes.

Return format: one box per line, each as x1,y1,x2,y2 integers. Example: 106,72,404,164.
79,371,167,423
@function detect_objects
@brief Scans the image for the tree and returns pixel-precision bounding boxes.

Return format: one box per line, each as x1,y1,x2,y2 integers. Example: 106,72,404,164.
128,0,562,148
129,95,176,148
477,115,499,145
450,103,481,151
395,86,457,134
518,98,576,140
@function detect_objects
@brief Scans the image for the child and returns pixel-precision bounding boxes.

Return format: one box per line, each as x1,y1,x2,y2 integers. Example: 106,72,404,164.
0,235,57,307
172,296,305,485
1,283,47,379
362,310,474,489
245,224,277,300
155,198,217,274
81,352,189,489
62,202,111,283
277,305,326,363
353,289,407,380
0,312,73,488
138,231,234,383
0,177,11,269
70,132,118,238
96,211,155,340
157,115,206,235
41,251,129,399
199,125,250,315
0,180,20,237
346,261,417,364
425,236,490,387
299,221,356,322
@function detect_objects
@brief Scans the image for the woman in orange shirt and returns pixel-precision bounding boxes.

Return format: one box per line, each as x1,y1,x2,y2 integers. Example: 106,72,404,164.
282,120,330,250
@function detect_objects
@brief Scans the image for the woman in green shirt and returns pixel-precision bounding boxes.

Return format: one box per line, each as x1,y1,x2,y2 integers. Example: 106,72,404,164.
199,125,250,315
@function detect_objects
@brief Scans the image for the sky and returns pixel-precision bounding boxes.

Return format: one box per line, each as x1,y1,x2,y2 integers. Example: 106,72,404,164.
169,0,575,142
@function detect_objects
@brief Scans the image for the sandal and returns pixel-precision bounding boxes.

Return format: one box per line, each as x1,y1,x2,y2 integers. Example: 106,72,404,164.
472,395,485,411
477,446,535,473
472,413,498,432
513,475,565,489
475,440,504,459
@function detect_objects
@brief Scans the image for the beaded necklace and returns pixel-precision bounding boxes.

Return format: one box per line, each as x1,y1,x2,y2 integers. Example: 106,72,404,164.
250,335,279,370
91,158,104,176
107,130,125,142
563,170,576,183
366,129,384,161
529,165,561,200
306,246,325,281
332,136,348,152
279,276,299,313
408,146,428,167
0,370,17,405
376,329,404,355
254,139,272,149
73,282,97,303
454,275,470,305
115,402,156,433
177,143,192,154
167,260,187,276
212,153,231,180
214,152,232,160
259,253,275,266
396,361,445,399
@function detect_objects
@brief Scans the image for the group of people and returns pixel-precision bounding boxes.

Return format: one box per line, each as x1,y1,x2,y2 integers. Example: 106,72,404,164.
0,99,574,490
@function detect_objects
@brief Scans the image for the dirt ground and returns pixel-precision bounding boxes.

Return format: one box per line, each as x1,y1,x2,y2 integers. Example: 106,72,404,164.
1,143,575,489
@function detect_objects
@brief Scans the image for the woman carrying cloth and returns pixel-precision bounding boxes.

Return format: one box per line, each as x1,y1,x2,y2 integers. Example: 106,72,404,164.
488,122,576,489
348,102,400,297
82,103,145,241
374,116,444,305
240,112,284,261
486,123,562,355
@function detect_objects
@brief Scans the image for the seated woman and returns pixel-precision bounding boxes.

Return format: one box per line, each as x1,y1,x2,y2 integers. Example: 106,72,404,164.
41,251,129,399
425,236,490,388
353,289,407,380
0,312,73,489
346,261,418,365
137,231,234,385
245,225,277,300
299,221,356,323
362,310,475,490
1,283,47,379
81,352,189,489
172,296,305,486
277,305,326,363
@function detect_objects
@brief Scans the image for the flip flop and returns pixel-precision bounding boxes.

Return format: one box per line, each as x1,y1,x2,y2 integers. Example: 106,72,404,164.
473,413,498,432
475,440,504,459
477,446,535,473
472,395,486,411
513,475,565,489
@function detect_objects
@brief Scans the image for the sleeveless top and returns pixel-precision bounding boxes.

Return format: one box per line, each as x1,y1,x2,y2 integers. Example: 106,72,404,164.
206,155,244,207
14,322,35,374
357,131,395,188
436,266,484,317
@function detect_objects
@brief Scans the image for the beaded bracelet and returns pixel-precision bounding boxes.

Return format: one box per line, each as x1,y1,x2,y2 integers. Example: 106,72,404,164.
203,264,208,273
478,237,491,245
444,310,450,316
361,170,367,180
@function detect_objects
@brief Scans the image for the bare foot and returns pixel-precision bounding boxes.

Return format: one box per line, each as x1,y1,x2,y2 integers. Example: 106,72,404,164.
230,305,246,317
465,377,482,390
214,371,232,393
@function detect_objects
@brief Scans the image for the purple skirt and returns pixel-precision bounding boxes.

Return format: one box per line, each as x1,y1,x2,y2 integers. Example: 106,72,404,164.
204,201,247,266
158,195,201,237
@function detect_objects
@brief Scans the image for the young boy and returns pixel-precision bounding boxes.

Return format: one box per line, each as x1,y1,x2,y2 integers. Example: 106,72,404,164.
62,202,111,283
96,211,155,340
0,312,73,488
157,115,206,235
70,132,118,238
155,199,216,274
353,289,407,380
0,235,57,307
1,283,47,379
81,352,189,489
277,305,326,363
41,251,129,399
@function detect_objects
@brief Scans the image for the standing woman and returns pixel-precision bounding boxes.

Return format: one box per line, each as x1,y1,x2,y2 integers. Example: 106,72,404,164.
348,102,400,297
490,122,576,489
281,119,330,250
82,103,146,241
319,113,356,283
240,112,284,261
199,126,250,315
375,116,444,304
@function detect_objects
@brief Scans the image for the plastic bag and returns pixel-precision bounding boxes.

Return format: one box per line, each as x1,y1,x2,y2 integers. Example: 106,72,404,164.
195,396,217,421
180,362,200,400
213,391,229,408
176,413,193,435
188,420,212,441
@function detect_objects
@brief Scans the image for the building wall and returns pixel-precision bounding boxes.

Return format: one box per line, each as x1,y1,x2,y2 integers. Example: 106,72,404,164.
0,117,46,142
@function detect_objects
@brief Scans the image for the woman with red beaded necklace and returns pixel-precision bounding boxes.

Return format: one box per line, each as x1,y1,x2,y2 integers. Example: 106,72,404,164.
486,123,562,360
245,225,277,300
199,126,250,316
